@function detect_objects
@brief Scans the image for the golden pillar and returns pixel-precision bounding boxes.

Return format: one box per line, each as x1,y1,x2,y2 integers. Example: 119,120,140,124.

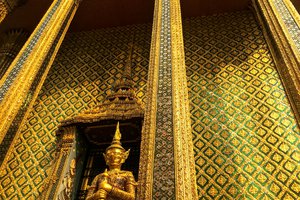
138,0,197,199
0,29,29,79
0,0,79,148
252,0,300,124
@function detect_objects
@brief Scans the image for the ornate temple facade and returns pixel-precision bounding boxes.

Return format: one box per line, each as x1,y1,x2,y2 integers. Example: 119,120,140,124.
0,0,299,199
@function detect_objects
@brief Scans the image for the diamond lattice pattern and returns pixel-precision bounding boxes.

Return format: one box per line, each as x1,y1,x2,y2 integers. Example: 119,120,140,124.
185,11,300,199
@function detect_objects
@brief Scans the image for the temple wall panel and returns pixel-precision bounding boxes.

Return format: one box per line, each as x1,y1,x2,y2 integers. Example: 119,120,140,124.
0,10,299,199
185,11,300,199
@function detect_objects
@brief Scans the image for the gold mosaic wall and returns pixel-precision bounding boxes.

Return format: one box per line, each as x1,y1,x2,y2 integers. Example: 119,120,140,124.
0,10,299,199
185,11,300,199
0,24,151,199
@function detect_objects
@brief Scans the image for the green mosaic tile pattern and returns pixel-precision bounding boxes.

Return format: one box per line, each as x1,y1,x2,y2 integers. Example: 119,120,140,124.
184,11,300,199
0,24,151,199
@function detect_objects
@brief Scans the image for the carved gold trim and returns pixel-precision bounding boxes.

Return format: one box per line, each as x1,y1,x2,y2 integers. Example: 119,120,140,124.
137,0,197,199
0,0,78,143
137,0,161,199
0,0,60,83
40,126,77,199
282,0,300,30
0,1,78,198
268,0,300,56
252,0,300,125
170,0,198,199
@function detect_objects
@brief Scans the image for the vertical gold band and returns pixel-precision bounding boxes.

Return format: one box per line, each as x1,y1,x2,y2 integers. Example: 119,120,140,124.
0,0,78,143
170,0,198,199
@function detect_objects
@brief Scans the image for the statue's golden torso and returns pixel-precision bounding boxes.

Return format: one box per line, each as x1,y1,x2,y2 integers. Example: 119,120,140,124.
86,170,137,200
97,170,135,191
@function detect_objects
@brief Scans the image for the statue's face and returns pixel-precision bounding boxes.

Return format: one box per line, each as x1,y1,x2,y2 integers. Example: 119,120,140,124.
105,148,126,167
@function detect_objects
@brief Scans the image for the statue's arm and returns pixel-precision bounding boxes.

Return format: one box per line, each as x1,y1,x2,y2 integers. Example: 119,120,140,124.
86,176,99,200
109,172,137,200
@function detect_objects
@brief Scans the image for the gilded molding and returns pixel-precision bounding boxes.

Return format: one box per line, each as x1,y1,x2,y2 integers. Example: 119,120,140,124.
0,0,78,144
282,0,300,34
252,0,300,125
40,126,77,199
137,0,161,198
137,0,197,199
0,1,79,198
272,0,300,52
0,4,77,165
170,0,198,199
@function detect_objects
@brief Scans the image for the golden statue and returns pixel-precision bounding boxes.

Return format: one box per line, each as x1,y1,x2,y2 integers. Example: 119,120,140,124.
86,122,137,200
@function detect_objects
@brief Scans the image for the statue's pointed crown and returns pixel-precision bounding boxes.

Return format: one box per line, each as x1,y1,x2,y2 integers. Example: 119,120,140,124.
106,122,125,151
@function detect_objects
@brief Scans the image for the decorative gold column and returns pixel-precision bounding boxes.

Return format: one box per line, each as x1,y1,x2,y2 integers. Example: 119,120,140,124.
40,126,80,199
138,0,197,199
0,29,29,79
252,0,300,125
0,0,79,148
